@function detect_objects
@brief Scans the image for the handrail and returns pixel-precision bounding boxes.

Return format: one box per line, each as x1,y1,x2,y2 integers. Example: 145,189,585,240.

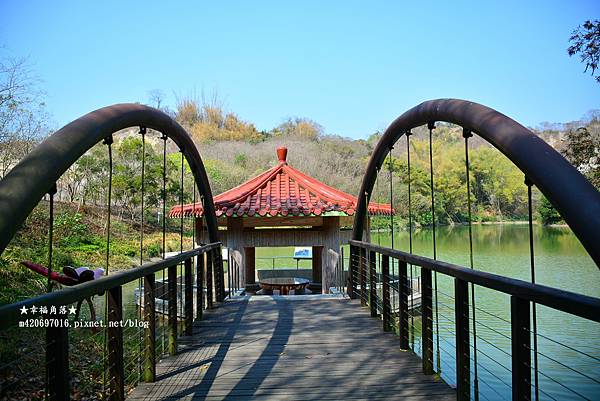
0,242,221,328
349,240,600,400
349,240,600,323
255,256,312,259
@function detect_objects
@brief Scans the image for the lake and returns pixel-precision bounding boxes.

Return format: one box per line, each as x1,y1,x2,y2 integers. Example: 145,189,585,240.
257,223,600,401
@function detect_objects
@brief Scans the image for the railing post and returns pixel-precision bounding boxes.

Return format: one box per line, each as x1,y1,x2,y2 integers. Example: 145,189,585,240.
369,250,377,317
168,264,177,355
348,245,357,299
215,245,225,302
206,248,214,309
216,246,225,302
398,260,409,350
234,259,239,293
143,273,155,382
360,247,367,306
421,267,434,374
46,309,69,401
107,286,124,401
227,251,232,298
455,278,470,401
196,252,205,320
184,258,193,336
229,252,234,295
511,296,531,401
382,254,391,331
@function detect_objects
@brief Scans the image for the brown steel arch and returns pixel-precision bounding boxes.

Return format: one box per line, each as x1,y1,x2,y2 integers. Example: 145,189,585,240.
0,103,219,254
352,98,600,267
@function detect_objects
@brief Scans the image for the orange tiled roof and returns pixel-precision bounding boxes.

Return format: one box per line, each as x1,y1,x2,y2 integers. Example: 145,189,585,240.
169,147,394,218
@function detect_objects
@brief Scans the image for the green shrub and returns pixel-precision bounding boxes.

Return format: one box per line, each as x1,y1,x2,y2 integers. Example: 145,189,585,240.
539,196,562,225
146,243,160,258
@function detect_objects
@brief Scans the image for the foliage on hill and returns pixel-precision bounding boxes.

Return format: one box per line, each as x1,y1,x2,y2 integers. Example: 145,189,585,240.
35,98,596,232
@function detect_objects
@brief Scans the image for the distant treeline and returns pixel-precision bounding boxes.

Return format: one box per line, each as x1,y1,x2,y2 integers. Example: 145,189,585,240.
171,98,599,227
2,92,598,227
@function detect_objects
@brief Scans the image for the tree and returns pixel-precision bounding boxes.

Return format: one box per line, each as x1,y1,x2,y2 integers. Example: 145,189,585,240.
562,125,600,188
111,136,164,220
568,20,600,83
272,117,322,140
0,55,50,178
148,89,165,110
538,196,562,225
175,95,262,143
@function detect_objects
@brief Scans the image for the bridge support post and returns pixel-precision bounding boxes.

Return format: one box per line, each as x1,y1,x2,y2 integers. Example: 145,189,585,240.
143,273,156,382
382,254,391,331
455,278,470,400
196,253,205,320
360,247,367,306
369,250,377,317
168,264,177,356
215,247,225,302
206,250,214,309
184,258,193,336
398,260,409,350
421,267,434,374
511,296,531,401
348,245,357,299
46,309,69,401
107,286,124,401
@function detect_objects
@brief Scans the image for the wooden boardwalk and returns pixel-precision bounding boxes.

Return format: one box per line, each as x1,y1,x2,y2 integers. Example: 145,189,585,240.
128,297,454,401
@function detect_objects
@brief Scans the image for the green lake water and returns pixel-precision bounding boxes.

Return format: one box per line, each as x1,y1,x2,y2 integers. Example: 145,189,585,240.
256,224,600,400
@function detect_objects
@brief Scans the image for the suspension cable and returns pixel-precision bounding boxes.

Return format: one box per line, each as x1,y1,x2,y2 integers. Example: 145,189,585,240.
160,133,167,355
389,146,394,250
180,149,184,254
102,133,113,396
103,134,114,274
161,134,168,260
46,183,57,293
192,181,196,250
138,126,146,381
463,128,480,401
140,127,146,266
427,121,441,373
526,176,540,401
387,146,396,327
180,149,184,309
406,130,415,348
376,166,381,247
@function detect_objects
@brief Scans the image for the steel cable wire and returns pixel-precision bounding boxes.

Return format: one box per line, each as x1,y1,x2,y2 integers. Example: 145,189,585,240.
406,131,416,349
102,134,113,397
428,121,441,373
526,177,540,401
463,128,480,400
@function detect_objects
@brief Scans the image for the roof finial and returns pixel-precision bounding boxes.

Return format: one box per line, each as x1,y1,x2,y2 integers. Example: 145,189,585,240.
277,146,288,164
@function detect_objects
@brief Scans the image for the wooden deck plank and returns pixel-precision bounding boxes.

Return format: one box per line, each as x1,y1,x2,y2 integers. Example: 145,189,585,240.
127,298,454,401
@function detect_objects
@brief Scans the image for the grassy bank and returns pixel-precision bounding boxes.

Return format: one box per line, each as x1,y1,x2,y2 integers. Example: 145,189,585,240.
0,201,193,305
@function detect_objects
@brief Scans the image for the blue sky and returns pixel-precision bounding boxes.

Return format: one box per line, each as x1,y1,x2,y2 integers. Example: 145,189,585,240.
1,1,598,138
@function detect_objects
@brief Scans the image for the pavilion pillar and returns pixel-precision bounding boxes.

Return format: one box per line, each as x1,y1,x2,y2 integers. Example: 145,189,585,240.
226,217,246,288
322,216,340,294
195,217,205,245
245,246,256,286
312,246,323,292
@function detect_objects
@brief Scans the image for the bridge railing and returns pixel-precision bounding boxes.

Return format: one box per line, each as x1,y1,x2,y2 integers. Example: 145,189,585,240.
0,242,222,401
349,240,600,401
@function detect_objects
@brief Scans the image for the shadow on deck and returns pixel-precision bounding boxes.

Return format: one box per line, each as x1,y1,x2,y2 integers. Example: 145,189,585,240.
128,297,454,400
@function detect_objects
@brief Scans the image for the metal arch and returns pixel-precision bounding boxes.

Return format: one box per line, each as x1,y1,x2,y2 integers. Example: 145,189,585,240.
0,103,219,254
352,98,600,268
